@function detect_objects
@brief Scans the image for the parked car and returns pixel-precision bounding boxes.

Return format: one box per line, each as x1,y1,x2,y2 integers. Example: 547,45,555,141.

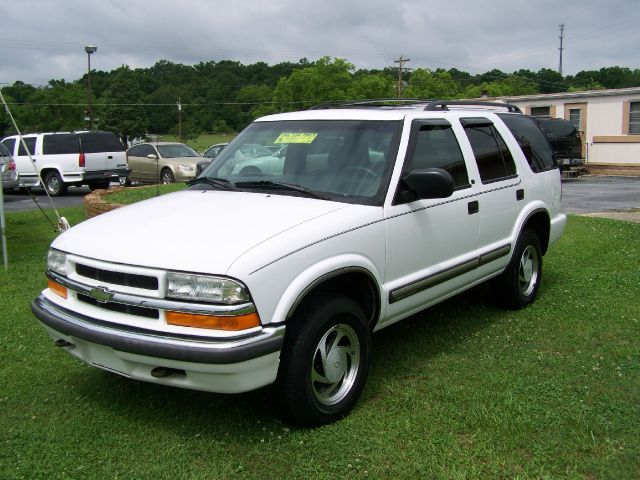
196,143,283,177
202,143,227,158
0,131,127,196
196,143,227,176
0,142,19,191
124,142,201,184
33,100,566,427
533,118,584,171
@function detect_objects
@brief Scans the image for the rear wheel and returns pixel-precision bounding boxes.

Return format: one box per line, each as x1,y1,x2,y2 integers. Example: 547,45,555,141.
278,292,370,427
43,171,67,197
495,229,542,309
88,180,110,191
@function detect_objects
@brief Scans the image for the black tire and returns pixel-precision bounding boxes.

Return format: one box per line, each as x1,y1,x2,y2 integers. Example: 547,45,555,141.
43,171,67,197
278,292,371,427
118,176,131,187
88,180,110,191
160,168,175,184
495,229,543,309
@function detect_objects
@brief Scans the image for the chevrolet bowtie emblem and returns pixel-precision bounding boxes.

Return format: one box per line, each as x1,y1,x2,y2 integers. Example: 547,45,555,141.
89,286,114,303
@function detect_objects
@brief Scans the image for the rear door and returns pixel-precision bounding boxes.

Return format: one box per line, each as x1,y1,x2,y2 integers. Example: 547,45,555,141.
126,144,156,182
459,117,523,275
41,133,80,176
79,132,126,173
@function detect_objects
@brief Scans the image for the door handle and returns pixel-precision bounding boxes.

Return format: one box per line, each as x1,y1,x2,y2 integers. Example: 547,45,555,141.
468,200,479,215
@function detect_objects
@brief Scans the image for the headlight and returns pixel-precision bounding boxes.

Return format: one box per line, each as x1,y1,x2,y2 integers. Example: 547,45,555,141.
166,272,250,304
47,249,67,276
176,164,194,172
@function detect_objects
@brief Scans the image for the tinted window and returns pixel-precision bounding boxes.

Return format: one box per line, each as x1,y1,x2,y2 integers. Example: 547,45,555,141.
43,134,79,155
404,121,469,189
498,114,557,172
2,138,16,155
18,137,37,156
462,119,516,183
157,144,198,158
80,132,125,153
128,144,155,157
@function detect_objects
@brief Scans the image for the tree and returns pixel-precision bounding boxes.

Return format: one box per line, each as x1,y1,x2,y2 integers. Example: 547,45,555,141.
98,66,148,144
404,69,458,99
273,57,354,110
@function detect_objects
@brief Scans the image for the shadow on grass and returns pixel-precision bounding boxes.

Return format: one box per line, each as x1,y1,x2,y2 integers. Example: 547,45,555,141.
69,283,517,433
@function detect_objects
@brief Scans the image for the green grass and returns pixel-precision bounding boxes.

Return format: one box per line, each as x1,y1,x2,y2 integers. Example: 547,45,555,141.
161,133,237,153
0,212,638,479
104,183,186,205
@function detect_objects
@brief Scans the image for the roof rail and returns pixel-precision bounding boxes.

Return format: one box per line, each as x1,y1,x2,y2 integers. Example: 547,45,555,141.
424,100,522,113
309,98,434,110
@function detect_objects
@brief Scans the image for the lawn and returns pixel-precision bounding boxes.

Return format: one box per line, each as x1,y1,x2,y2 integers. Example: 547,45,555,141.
0,208,638,479
161,133,236,153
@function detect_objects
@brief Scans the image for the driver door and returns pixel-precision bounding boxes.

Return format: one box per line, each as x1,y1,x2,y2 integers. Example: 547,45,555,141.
382,119,481,327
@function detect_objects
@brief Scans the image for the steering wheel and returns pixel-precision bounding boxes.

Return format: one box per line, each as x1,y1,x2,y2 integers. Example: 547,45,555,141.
341,166,377,180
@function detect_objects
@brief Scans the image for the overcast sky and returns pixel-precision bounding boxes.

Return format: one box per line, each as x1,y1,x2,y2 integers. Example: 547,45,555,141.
1,0,638,86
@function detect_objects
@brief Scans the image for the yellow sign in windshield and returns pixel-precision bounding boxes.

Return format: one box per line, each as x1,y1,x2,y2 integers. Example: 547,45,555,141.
274,132,318,144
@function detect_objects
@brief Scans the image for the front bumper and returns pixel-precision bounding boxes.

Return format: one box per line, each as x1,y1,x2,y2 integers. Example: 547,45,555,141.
32,294,285,393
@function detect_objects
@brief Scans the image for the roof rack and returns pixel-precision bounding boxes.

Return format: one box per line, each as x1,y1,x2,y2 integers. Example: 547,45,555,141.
424,100,522,113
309,98,434,110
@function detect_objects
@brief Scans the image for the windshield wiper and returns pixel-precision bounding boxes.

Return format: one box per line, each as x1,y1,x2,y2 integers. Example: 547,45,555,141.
187,176,238,190
234,180,329,200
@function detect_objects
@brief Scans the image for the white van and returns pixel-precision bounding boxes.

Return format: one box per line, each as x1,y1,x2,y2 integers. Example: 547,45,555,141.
0,131,128,196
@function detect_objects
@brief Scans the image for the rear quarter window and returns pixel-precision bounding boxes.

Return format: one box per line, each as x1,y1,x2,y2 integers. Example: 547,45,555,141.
43,134,80,155
2,138,16,155
80,132,125,153
497,114,557,172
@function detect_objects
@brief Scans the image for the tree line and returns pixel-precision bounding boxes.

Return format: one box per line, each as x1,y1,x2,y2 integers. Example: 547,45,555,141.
2,57,639,141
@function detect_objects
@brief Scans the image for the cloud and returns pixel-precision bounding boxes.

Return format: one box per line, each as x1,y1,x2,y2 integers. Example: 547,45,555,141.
0,0,637,85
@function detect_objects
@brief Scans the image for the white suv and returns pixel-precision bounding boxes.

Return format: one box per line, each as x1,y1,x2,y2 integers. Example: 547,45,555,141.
32,100,566,426
1,131,127,195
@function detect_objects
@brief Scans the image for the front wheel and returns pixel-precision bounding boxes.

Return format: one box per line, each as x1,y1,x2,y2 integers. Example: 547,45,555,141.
160,168,175,184
278,292,371,427
495,229,543,309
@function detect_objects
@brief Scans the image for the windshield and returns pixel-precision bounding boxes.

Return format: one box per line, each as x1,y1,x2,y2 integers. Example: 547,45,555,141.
198,120,401,205
158,144,199,158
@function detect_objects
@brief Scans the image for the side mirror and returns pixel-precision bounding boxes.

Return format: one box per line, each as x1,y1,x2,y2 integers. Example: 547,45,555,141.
401,168,454,200
147,154,159,160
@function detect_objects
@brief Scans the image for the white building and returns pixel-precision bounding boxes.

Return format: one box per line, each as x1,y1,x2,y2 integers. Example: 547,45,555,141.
497,87,640,176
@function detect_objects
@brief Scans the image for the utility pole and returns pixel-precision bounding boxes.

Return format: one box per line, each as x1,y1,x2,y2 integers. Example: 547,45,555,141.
395,56,410,98
177,98,182,141
558,24,565,76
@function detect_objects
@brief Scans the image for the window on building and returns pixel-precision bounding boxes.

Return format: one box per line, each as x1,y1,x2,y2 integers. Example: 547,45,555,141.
568,108,582,131
530,106,551,118
630,101,640,135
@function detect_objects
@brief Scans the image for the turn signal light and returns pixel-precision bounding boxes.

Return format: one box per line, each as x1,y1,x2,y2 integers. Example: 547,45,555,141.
166,311,260,331
48,279,68,299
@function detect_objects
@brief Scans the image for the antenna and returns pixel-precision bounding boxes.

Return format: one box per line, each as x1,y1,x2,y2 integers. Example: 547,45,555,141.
558,24,565,76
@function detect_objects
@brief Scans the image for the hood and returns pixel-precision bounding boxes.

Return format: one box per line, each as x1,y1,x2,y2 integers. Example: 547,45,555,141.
53,190,348,274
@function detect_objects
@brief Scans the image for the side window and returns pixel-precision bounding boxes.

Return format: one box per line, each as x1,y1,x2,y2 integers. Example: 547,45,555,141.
462,118,517,184
43,134,80,155
498,114,557,172
129,144,154,157
80,132,125,153
2,138,16,155
18,137,37,157
404,121,470,189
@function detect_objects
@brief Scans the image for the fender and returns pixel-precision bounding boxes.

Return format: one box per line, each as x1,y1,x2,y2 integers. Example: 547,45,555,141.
268,254,384,327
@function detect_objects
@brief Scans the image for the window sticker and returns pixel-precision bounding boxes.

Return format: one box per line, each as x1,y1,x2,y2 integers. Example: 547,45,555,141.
274,132,318,144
